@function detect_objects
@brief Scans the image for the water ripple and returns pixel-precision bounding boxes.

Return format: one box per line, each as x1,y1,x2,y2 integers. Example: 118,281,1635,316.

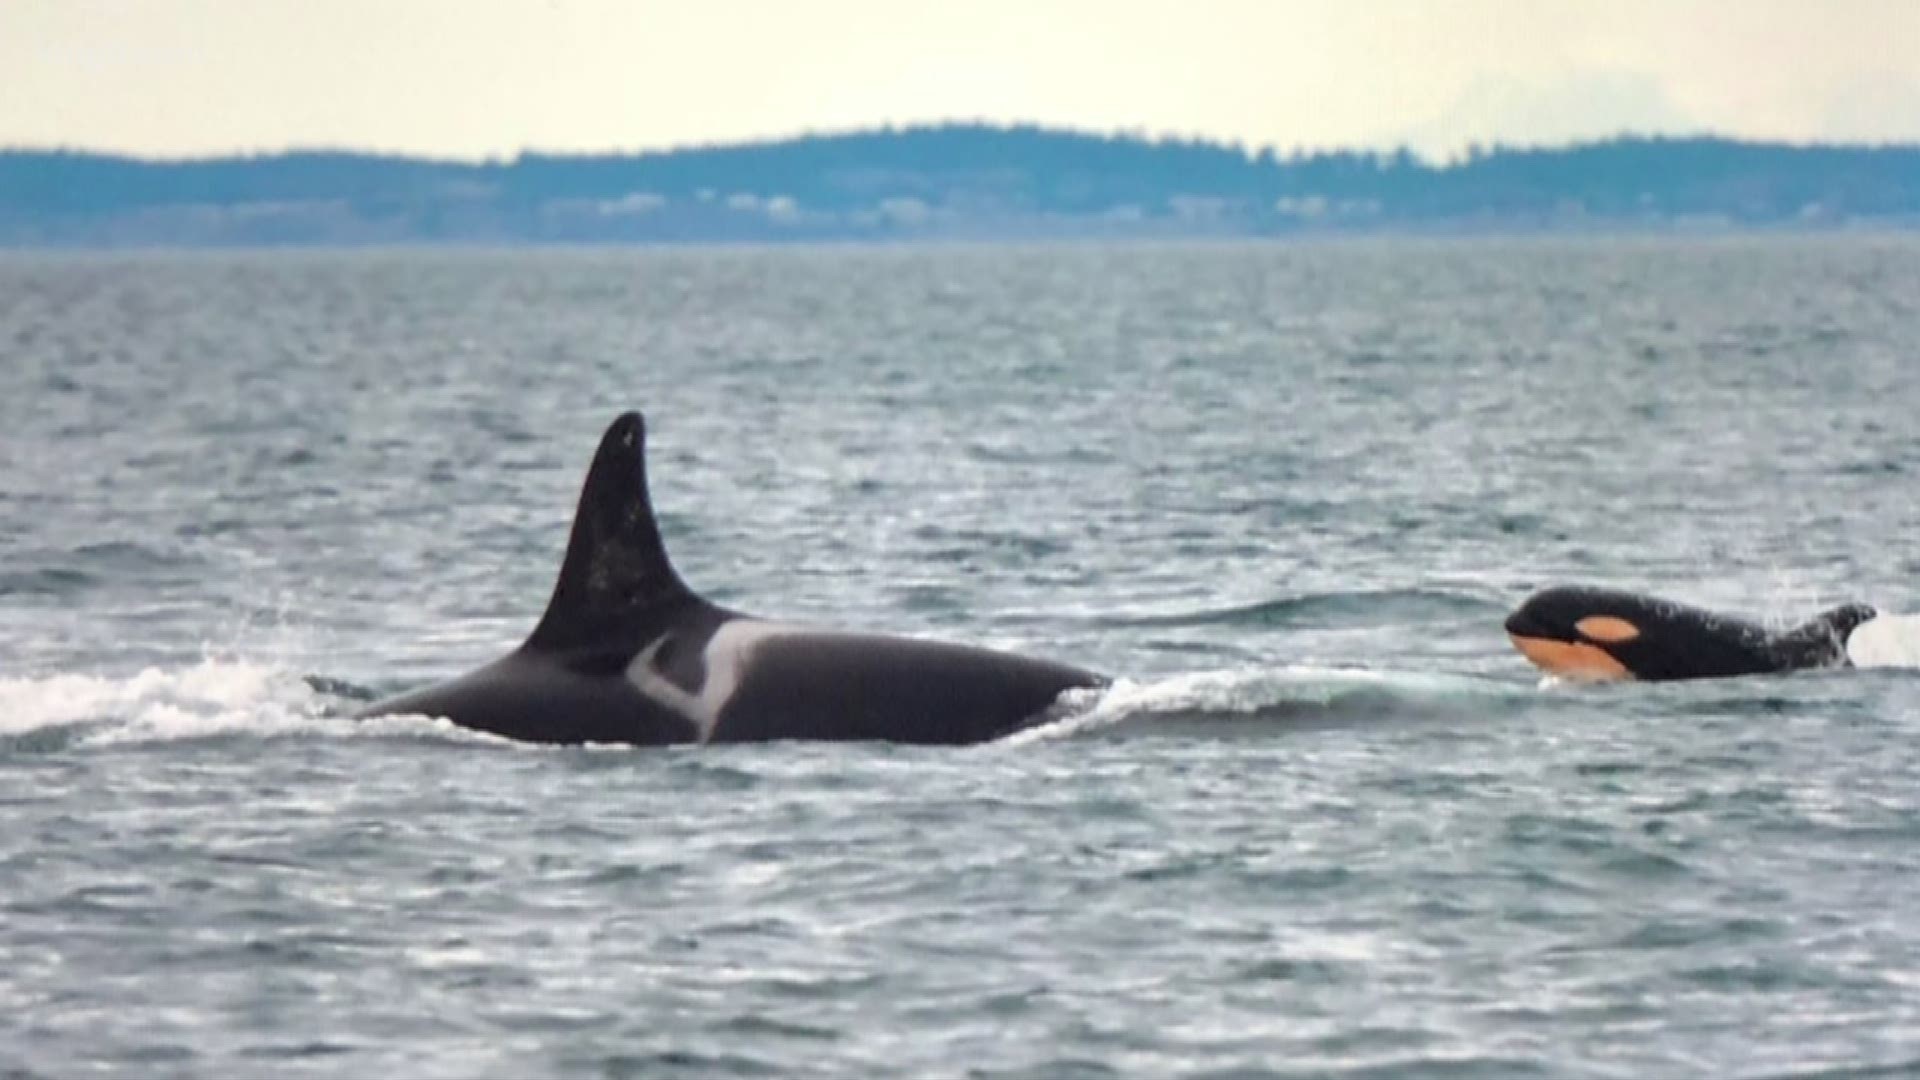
4,241,1920,1077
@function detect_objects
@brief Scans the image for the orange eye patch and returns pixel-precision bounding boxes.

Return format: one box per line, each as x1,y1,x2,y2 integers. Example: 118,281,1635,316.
1575,616,1641,643
1508,635,1634,681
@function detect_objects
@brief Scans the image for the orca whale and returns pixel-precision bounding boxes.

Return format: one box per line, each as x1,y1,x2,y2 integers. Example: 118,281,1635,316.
1504,585,1877,682
358,411,1106,745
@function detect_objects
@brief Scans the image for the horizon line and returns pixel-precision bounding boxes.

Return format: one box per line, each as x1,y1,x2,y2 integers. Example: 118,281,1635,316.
6,120,1920,167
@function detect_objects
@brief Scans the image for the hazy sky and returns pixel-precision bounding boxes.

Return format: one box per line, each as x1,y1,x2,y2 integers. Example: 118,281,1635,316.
5,0,1918,159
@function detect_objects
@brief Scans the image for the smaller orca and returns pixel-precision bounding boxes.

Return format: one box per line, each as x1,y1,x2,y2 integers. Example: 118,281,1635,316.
1504,585,1877,682
357,411,1106,746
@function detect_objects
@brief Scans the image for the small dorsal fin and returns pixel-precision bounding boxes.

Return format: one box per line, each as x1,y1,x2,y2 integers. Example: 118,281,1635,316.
524,411,694,653
1772,601,1878,669
1799,602,1877,642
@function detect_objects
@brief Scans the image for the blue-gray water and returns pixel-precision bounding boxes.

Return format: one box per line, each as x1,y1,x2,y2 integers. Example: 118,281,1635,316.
4,238,1920,1078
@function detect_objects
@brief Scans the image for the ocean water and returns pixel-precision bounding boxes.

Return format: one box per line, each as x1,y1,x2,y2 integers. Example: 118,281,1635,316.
4,237,1920,1078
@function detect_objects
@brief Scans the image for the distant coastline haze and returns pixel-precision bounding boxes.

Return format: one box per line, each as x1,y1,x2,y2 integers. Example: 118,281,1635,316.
3,0,1916,160
2,125,1916,247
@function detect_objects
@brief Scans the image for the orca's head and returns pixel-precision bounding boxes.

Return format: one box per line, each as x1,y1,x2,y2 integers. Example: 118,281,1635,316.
1503,586,1697,681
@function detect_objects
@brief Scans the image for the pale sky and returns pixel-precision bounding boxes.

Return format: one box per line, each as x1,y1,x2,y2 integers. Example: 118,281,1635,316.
4,0,1918,159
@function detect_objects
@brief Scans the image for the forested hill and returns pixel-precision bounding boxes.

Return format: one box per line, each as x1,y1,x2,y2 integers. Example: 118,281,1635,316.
3,124,1918,246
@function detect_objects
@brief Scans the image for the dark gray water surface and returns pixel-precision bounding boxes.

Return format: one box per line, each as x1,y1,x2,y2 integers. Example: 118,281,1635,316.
4,239,1920,1077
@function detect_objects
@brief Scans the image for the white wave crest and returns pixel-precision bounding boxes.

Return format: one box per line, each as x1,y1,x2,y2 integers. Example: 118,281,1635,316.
1847,613,1920,669
1006,664,1512,744
0,660,477,748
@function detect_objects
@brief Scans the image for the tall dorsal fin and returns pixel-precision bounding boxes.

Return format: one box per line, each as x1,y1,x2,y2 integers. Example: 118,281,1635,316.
524,411,694,653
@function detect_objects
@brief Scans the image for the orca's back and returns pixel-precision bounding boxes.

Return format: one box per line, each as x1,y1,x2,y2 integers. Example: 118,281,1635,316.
710,632,1104,745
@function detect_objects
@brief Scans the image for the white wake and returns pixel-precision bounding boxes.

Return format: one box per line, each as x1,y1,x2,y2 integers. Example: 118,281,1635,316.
1005,664,1517,744
1847,613,1920,669
0,659,480,748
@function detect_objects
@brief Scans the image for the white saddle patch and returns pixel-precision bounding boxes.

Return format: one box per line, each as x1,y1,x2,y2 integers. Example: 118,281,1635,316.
625,619,800,740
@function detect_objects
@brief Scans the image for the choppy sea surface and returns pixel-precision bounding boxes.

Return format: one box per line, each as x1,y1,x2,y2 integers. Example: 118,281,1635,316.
4,238,1920,1078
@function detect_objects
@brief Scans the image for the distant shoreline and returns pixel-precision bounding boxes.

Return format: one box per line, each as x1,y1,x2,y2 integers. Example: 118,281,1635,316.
5,123,1918,249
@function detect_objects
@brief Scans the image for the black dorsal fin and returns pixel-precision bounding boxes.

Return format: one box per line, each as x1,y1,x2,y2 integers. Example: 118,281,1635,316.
524,411,694,653
1797,602,1878,642
1773,601,1878,668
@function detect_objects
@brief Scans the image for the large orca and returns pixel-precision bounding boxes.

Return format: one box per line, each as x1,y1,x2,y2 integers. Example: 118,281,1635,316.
1504,584,1877,682
358,411,1106,745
